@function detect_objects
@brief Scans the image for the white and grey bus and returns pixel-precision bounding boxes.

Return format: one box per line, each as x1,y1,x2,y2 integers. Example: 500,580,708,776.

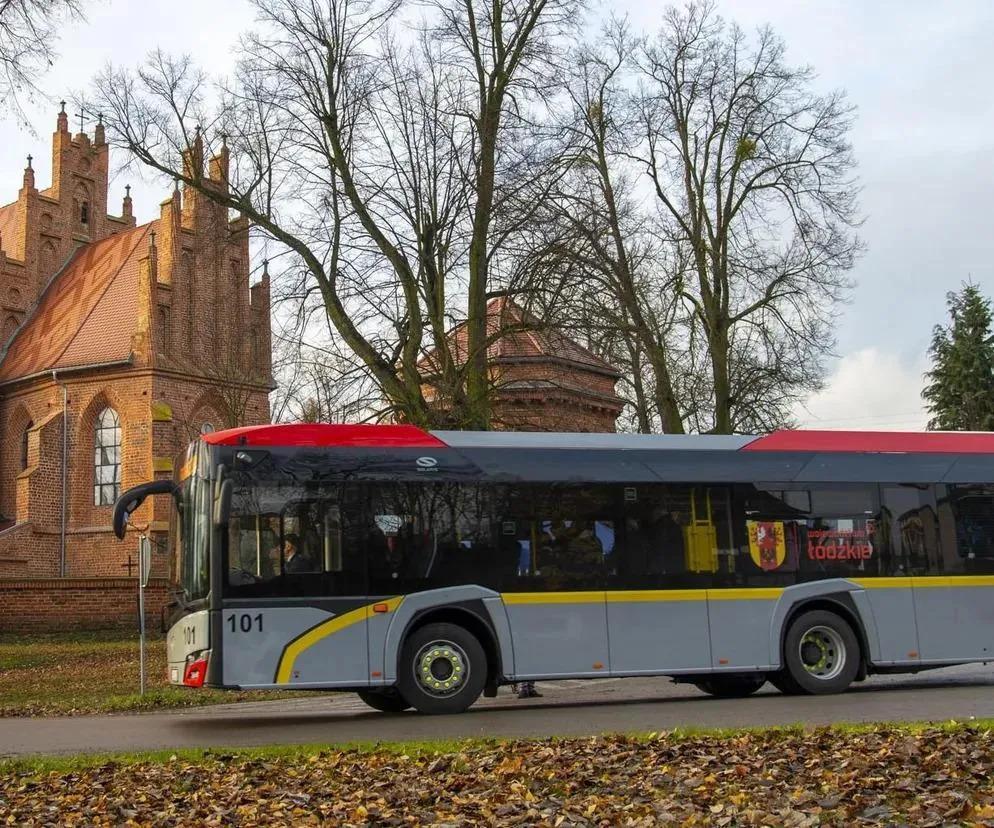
113,423,994,714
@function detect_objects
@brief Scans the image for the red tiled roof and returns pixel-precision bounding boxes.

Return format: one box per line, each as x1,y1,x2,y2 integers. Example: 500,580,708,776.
0,222,153,381
420,297,620,377
0,201,19,252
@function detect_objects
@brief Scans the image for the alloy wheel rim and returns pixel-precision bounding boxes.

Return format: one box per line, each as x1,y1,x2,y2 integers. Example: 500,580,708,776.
798,625,846,680
414,640,469,697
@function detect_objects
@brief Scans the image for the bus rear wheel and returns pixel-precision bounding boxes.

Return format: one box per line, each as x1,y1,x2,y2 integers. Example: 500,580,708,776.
356,688,410,713
783,610,860,694
397,622,487,715
693,674,766,698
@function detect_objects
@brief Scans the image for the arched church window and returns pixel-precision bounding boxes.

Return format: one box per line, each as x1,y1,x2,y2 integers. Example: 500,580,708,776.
21,421,32,470
80,201,89,225
2,315,18,342
94,408,121,506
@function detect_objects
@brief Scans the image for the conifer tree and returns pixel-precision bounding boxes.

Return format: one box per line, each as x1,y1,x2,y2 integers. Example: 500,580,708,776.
923,284,994,431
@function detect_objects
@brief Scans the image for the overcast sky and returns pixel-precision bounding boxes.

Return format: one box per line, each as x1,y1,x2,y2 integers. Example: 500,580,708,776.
2,0,991,431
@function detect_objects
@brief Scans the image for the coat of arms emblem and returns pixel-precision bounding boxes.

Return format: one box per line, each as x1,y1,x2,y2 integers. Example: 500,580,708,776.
747,520,787,571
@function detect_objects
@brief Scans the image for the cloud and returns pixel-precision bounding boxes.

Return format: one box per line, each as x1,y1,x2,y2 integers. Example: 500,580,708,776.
793,348,928,431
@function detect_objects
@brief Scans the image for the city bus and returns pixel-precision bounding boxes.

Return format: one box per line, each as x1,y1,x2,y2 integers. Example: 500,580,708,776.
113,424,994,714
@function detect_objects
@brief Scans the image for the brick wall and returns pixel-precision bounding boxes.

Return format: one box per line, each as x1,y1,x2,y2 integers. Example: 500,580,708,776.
0,577,171,633
492,361,624,433
0,364,270,579
0,522,57,578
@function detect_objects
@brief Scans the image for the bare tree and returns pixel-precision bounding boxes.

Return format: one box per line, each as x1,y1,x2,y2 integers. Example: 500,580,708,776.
0,0,84,123
91,0,582,430
272,331,382,423
635,1,861,433
549,21,688,433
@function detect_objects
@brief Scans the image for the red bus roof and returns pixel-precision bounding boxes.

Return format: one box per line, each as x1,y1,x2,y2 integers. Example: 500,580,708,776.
202,423,994,454
742,430,994,454
202,423,446,448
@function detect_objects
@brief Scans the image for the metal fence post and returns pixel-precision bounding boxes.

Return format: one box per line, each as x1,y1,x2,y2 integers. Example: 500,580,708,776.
138,535,151,696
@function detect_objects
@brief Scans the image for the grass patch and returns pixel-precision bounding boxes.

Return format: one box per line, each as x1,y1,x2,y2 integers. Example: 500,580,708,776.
4,724,994,825
0,738,496,777
3,720,993,776
0,631,306,717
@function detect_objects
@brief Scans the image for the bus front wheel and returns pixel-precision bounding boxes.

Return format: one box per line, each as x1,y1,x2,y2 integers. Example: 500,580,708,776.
356,688,410,713
783,610,860,694
397,622,487,715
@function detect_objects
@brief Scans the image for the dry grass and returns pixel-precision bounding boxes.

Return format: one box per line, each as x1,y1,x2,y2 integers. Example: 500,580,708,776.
0,631,304,717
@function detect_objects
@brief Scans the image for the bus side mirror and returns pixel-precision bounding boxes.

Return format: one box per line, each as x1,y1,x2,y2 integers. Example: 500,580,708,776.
113,480,176,539
214,479,233,528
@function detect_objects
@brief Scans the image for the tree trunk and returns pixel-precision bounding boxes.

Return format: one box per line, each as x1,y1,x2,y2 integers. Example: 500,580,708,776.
642,341,684,434
710,325,732,434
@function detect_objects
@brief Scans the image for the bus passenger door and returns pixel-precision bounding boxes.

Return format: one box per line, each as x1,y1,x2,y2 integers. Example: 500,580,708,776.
914,485,994,662
605,484,713,675
498,485,611,679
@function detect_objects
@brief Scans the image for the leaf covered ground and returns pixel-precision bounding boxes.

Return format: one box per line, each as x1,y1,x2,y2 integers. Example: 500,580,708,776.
0,632,302,717
3,726,994,826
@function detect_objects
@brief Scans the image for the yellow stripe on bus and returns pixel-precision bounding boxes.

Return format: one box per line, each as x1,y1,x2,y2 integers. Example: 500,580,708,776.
854,575,994,589
502,591,604,605
606,589,704,602
503,588,784,605
708,588,784,601
274,597,402,684
503,577,994,608
852,577,914,589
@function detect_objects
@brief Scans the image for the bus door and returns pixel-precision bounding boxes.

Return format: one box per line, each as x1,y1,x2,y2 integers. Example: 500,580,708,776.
606,484,713,674
914,485,994,662
223,493,371,688
500,485,611,679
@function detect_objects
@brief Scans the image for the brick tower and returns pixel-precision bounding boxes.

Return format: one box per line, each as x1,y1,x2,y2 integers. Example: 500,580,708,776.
421,297,624,432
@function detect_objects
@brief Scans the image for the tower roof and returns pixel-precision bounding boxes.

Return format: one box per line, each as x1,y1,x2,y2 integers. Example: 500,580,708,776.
419,296,621,377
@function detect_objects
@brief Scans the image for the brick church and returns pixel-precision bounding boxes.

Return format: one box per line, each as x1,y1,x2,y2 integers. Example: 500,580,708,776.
0,106,272,581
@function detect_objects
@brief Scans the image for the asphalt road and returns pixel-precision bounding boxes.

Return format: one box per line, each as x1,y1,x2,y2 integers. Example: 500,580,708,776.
2,665,993,758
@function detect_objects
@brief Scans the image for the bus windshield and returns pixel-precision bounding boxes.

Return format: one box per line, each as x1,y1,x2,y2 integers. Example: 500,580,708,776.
173,468,211,602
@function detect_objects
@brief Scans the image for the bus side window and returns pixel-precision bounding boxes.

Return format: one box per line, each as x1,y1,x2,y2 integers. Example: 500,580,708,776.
937,485,994,574
733,485,804,584
492,483,616,592
611,484,729,590
227,513,279,583
797,486,882,580
366,483,451,593
880,485,937,576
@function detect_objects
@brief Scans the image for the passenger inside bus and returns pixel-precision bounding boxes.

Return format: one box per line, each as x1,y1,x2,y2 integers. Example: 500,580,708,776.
283,533,318,573
643,507,685,574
